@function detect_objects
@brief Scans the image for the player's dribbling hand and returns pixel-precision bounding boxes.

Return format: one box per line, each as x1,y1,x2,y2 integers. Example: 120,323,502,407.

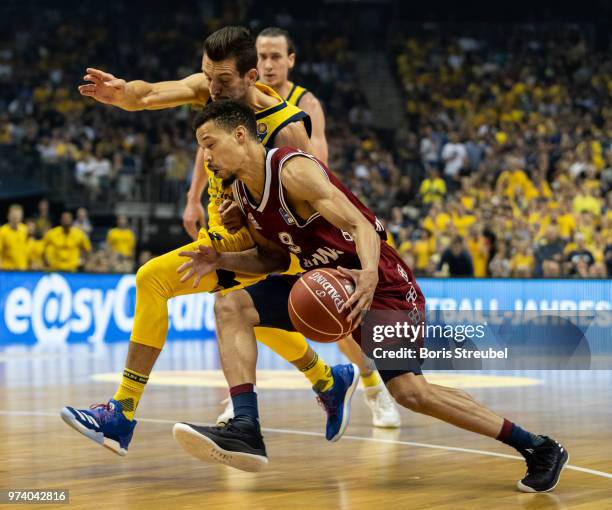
218,200,245,234
337,266,378,326
177,245,220,288
78,68,128,106
183,201,206,240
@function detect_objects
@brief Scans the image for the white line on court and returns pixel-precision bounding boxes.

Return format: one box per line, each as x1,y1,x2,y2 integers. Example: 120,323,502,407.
3,409,611,480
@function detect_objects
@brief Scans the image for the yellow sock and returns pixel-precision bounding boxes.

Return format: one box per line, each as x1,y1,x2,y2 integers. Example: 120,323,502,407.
361,370,381,388
300,353,334,393
113,368,149,420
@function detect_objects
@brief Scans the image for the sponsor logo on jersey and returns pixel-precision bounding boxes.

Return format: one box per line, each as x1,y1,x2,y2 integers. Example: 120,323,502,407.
406,284,419,303
397,264,409,282
256,122,268,141
279,208,295,225
301,247,345,268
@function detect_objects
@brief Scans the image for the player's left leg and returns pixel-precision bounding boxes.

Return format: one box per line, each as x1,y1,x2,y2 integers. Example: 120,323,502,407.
382,370,568,493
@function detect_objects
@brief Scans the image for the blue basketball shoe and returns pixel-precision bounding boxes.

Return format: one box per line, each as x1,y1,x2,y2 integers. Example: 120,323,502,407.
315,363,360,442
60,399,137,456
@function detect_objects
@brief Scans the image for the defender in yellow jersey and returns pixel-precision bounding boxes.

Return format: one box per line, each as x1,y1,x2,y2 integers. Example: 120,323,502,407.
0,204,29,270
257,27,328,163
64,27,358,452
257,27,400,427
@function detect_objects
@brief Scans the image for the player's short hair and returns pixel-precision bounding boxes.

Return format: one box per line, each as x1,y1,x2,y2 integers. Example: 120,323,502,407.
204,26,257,76
8,204,23,214
257,27,296,55
193,100,258,140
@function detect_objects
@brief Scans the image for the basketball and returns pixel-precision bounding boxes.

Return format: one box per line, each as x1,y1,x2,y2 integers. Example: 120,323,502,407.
288,268,356,343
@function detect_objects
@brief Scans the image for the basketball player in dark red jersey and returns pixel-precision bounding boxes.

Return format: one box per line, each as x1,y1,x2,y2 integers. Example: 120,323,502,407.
175,100,568,493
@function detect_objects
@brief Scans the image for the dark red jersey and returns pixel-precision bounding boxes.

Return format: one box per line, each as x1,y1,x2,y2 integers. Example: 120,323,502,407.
233,147,425,315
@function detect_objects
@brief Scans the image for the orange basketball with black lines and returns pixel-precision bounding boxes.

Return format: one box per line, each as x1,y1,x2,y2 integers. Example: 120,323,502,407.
288,268,356,343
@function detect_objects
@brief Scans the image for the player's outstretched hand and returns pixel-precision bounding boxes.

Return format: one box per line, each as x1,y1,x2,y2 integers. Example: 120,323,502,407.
177,244,220,287
78,68,128,106
219,200,245,234
337,266,378,326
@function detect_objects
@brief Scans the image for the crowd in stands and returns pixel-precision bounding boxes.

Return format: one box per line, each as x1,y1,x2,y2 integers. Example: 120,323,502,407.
380,26,612,278
0,2,610,277
0,199,139,273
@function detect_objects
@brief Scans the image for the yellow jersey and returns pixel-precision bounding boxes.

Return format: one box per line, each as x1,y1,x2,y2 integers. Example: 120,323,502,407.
44,226,91,272
466,237,489,278
285,82,309,107
107,228,135,257
27,238,45,269
0,223,29,270
419,178,447,204
206,82,311,234
511,253,534,273
413,239,432,271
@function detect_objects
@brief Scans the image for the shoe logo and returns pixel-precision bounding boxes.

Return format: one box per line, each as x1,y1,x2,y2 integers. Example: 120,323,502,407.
525,448,534,454
74,409,99,428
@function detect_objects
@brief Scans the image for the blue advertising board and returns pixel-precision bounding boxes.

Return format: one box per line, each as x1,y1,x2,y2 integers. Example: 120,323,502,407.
1,272,610,346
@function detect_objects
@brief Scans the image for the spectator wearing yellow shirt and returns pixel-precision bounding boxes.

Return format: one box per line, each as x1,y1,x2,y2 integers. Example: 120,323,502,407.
524,170,553,204
43,212,91,272
496,164,529,198
556,204,577,239
422,200,451,233
572,182,602,216
510,241,535,278
106,215,135,259
418,167,447,204
413,230,434,275
450,201,476,237
466,226,489,277
0,204,29,270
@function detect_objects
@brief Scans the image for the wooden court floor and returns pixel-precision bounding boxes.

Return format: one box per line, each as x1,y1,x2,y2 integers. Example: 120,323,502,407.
0,348,610,510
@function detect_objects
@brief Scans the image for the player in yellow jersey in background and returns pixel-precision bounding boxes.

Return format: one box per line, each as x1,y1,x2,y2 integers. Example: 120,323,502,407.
256,27,400,427
0,204,29,270
106,215,136,258
43,211,91,272
61,27,362,456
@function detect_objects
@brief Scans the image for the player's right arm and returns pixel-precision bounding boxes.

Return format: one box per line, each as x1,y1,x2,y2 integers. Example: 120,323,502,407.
298,93,328,164
183,148,209,240
218,224,290,274
78,68,210,111
177,224,289,286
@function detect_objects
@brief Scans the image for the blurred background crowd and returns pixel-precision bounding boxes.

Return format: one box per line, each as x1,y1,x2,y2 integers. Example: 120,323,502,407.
0,0,610,277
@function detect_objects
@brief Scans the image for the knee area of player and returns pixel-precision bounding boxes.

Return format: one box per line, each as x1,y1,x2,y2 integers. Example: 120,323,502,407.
214,291,258,325
388,379,435,412
135,259,158,289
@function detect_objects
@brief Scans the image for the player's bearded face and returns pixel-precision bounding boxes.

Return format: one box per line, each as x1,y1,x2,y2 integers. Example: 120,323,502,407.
203,55,254,102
